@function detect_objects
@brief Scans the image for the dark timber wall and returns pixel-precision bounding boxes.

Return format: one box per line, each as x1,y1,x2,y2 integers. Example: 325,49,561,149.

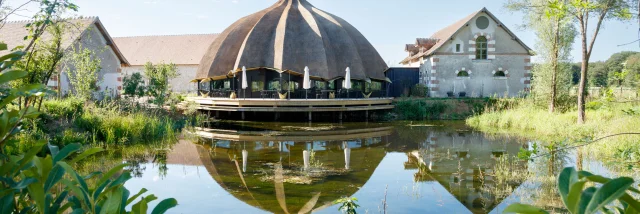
386,67,419,97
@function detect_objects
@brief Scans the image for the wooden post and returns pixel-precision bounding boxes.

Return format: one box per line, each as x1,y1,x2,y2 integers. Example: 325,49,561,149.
308,112,312,121
242,112,245,120
339,111,343,121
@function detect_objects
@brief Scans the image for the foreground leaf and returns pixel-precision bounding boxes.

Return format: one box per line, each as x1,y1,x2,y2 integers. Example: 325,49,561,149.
151,198,178,214
586,177,634,213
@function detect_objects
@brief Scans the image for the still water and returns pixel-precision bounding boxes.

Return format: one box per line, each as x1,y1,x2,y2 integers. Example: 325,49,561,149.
117,121,610,214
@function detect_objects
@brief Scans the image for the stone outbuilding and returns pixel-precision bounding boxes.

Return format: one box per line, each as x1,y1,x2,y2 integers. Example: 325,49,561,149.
401,8,534,98
0,17,129,98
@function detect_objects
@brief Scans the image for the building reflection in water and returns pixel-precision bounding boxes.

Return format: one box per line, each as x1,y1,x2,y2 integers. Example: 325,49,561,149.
157,122,530,214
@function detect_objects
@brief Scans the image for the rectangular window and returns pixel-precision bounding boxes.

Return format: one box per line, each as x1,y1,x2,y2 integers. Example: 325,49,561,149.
456,44,461,53
224,80,231,89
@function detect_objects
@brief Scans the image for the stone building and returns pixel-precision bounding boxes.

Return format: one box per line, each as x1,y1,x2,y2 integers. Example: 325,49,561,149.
113,34,218,93
400,8,533,98
0,17,129,98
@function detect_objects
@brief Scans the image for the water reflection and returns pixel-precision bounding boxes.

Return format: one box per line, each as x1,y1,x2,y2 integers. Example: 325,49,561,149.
123,122,532,214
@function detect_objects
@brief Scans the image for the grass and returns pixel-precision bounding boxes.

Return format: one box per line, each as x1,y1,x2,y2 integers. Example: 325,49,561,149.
466,99,640,167
4,98,206,155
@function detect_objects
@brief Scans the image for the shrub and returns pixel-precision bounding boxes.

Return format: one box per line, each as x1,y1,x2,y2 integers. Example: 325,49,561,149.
43,97,84,119
411,84,428,97
74,106,182,145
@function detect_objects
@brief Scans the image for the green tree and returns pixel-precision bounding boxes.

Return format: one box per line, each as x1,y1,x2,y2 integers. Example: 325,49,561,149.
65,45,101,100
564,0,636,124
122,72,146,98
588,61,608,87
506,0,577,112
144,62,178,106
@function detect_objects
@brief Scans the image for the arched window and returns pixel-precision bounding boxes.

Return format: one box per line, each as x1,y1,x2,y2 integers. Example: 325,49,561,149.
494,71,506,77
476,36,488,60
457,71,470,77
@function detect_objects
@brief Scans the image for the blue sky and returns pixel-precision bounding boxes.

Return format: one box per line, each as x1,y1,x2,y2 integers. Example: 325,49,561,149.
6,0,640,65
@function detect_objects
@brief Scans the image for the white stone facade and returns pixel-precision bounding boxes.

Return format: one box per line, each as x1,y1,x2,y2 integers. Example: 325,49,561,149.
50,23,124,98
406,10,533,98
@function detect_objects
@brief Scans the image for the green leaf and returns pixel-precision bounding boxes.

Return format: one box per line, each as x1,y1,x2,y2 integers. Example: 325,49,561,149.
620,194,640,213
12,177,37,190
126,188,148,206
0,193,14,214
131,195,155,214
578,187,597,214
96,164,128,190
566,180,587,213
151,198,178,214
44,165,65,192
586,177,634,213
99,187,125,214
68,147,103,164
0,70,27,86
27,180,45,213
61,179,90,209
47,144,59,158
0,51,25,63
503,203,549,214
0,43,7,51
53,143,81,164
558,167,579,209
579,171,640,194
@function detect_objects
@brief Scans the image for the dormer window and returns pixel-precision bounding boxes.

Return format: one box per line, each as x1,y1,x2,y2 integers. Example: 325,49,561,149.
476,36,488,60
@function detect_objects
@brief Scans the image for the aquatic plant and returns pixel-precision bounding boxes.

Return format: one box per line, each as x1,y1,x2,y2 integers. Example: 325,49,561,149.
504,167,640,214
333,197,360,214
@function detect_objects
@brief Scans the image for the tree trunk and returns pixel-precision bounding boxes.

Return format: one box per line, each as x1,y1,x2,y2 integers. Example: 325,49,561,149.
550,17,561,113
578,42,588,124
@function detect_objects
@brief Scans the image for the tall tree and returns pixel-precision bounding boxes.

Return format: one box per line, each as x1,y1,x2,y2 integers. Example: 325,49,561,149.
567,0,635,123
506,0,577,112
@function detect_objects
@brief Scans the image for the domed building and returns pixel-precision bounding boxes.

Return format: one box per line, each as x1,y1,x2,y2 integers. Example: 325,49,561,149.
195,0,389,99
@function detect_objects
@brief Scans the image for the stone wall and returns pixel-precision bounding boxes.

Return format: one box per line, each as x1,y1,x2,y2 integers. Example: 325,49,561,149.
53,23,123,98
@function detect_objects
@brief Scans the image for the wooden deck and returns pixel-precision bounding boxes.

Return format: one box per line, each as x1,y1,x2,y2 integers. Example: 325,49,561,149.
187,97,394,113
194,126,393,141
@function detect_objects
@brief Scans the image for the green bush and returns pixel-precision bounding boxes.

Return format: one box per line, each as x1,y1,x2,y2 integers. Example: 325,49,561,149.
411,84,428,97
394,99,450,120
43,97,84,119
74,106,181,145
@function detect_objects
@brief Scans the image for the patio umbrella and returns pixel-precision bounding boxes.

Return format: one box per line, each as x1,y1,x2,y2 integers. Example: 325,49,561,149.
303,66,311,99
344,67,352,98
242,149,248,173
242,66,248,99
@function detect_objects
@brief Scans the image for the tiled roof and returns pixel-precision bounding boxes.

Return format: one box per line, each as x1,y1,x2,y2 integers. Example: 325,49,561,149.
0,17,129,65
401,8,533,64
113,34,219,66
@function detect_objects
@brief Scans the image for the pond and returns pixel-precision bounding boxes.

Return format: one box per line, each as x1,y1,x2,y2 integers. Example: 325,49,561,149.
101,121,614,214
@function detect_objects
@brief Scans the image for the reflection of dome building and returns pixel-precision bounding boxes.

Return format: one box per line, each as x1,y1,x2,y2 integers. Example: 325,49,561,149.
191,125,392,213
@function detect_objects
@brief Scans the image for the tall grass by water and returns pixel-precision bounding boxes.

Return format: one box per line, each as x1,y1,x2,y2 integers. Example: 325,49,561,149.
466,99,640,165
3,98,203,154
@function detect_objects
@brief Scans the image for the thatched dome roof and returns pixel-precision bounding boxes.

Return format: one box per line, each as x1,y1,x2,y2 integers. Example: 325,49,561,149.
196,0,388,81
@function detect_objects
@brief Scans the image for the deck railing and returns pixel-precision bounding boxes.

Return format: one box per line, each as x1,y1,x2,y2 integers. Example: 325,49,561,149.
198,89,387,99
